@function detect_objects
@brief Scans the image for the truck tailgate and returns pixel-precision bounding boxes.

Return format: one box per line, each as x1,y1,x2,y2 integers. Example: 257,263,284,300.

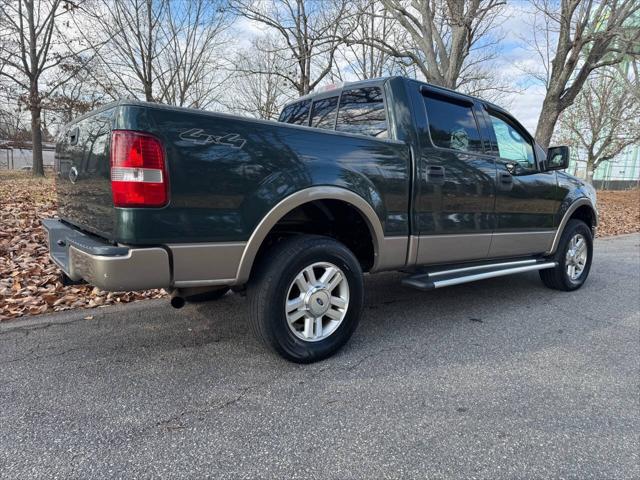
55,107,116,240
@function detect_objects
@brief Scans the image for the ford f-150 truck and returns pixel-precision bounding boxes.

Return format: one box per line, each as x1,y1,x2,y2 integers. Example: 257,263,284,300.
45,76,597,363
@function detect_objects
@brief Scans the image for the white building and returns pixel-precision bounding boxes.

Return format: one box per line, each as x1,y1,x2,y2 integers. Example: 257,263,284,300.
0,140,56,170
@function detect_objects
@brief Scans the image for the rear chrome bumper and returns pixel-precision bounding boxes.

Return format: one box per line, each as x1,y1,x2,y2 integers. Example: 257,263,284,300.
43,219,171,291
67,245,170,291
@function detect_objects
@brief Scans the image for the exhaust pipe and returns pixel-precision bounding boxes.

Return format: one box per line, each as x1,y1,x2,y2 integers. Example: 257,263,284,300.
170,291,185,309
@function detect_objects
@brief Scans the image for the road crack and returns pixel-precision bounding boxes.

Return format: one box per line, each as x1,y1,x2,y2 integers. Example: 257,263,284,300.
2,346,83,364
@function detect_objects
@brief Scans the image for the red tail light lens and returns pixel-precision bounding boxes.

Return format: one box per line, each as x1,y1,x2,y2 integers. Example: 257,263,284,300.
110,130,168,207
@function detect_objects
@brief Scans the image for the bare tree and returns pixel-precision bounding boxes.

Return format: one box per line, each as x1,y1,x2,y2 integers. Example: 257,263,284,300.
558,65,640,183
44,59,109,125
528,0,640,148
80,0,165,102
335,0,406,80
228,0,353,96
227,36,294,119
79,0,230,107
0,0,88,176
353,0,507,94
0,96,31,144
154,0,231,108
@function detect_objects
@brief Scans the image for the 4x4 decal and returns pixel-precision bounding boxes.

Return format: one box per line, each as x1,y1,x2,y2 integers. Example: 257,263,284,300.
179,128,246,149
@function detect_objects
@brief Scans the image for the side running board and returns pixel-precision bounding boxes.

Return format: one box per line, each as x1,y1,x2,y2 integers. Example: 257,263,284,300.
401,259,557,291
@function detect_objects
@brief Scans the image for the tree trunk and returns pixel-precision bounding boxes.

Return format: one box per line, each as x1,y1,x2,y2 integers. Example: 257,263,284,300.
586,155,597,184
30,105,44,177
144,81,154,102
26,0,44,177
29,76,44,177
535,97,561,149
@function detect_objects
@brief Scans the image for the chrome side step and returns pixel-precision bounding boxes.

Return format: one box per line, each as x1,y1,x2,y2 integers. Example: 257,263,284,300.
402,260,557,291
428,259,538,278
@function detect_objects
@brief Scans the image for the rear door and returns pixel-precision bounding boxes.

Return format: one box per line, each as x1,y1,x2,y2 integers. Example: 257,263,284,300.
480,106,560,257
410,83,497,264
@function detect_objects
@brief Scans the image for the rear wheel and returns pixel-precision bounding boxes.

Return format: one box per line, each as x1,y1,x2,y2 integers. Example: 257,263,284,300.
540,219,593,291
248,235,364,363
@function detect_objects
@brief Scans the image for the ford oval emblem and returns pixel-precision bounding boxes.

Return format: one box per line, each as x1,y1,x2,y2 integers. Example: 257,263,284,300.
69,166,79,184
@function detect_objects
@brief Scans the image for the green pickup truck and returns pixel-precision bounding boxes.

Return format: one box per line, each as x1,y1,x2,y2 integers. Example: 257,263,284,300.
45,76,597,362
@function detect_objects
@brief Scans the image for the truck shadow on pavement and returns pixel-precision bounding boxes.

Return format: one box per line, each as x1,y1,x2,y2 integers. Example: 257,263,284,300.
1,258,625,376
183,264,623,371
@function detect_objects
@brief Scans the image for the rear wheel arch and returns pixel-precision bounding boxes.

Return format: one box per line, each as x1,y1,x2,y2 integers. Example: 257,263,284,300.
235,187,385,284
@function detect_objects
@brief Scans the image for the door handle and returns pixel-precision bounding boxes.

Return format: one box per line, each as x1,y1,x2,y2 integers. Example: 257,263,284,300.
426,165,445,183
498,171,513,191
499,172,513,184
67,127,79,145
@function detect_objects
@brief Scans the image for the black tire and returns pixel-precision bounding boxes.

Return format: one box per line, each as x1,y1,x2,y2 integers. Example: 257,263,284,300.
185,287,230,303
247,235,364,363
540,219,593,291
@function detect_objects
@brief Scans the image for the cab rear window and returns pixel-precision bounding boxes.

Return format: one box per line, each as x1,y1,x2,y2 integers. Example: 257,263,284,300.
278,85,389,139
310,96,339,130
336,87,387,138
279,100,311,125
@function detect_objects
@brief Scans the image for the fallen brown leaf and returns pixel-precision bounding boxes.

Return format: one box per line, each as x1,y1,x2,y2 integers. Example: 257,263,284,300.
1,171,167,320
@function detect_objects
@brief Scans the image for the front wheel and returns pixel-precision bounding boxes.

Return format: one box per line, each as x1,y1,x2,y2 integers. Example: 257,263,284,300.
540,219,593,291
248,235,364,363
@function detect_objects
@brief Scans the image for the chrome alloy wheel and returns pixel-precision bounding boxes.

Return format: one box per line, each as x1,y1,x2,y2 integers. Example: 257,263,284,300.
285,262,350,342
565,233,588,281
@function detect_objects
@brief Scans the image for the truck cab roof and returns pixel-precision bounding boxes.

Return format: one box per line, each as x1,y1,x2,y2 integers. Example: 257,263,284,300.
285,76,504,113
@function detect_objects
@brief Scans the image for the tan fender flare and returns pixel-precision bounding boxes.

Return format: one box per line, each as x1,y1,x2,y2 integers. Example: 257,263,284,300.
546,198,598,255
234,187,388,284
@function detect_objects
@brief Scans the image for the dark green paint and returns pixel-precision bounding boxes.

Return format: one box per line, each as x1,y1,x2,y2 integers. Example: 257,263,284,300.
55,76,594,249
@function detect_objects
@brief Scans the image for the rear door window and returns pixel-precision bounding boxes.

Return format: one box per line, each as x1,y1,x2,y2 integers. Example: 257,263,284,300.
309,96,339,130
279,100,311,125
336,87,387,138
423,93,483,153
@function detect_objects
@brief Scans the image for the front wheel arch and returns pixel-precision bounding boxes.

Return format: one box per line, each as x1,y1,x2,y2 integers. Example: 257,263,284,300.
541,219,593,291
548,198,597,255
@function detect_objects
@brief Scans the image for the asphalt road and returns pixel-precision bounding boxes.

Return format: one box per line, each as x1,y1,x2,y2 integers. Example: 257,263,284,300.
1,234,639,479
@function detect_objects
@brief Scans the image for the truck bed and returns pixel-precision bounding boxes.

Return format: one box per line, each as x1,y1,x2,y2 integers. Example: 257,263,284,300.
55,101,411,245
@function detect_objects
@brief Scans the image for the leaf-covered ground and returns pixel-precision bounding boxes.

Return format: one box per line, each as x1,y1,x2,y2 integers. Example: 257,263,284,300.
596,189,640,237
0,172,166,321
1,172,638,320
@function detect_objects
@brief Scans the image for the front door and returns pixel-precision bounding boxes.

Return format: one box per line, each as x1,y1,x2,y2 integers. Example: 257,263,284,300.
480,106,561,258
410,84,497,265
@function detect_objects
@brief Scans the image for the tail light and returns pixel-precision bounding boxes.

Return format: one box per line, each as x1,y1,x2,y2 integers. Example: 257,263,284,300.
110,130,168,207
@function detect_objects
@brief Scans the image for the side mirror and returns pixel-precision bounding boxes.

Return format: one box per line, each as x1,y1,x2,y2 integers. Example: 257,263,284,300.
545,146,569,171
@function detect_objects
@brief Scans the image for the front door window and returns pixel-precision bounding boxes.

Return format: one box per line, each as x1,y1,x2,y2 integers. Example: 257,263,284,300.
489,113,535,172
